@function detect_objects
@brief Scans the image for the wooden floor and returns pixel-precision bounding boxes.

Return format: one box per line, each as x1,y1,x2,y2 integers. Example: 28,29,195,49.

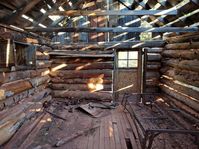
3,103,140,149
69,106,140,149
3,101,197,149
52,105,140,149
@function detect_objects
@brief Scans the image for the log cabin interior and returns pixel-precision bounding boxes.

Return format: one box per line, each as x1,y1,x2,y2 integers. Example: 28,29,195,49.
0,0,199,148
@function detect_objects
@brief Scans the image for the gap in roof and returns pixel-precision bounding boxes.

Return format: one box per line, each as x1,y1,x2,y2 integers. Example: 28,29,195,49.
22,14,33,22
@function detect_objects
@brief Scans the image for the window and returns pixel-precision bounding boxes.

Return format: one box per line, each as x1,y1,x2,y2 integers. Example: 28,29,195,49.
0,39,15,71
15,42,36,70
0,40,36,72
118,51,138,68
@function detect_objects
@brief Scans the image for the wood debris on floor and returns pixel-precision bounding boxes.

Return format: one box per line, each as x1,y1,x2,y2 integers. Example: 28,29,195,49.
1,99,139,149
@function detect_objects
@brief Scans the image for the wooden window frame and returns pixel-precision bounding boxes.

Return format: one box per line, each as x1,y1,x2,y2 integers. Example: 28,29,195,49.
117,50,138,69
0,40,36,72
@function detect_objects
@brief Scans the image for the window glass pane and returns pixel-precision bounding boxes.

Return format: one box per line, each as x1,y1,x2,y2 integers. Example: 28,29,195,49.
129,51,138,59
128,60,138,68
118,51,127,59
118,60,127,68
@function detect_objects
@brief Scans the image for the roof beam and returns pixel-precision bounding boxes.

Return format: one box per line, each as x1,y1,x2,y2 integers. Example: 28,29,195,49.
1,0,42,24
50,0,85,27
32,1,66,27
52,40,165,49
25,27,198,33
149,0,191,26
48,10,177,16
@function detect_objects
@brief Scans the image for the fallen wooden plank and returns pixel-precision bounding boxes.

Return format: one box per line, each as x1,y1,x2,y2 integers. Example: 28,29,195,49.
55,125,100,147
3,113,45,148
0,112,26,145
78,103,103,117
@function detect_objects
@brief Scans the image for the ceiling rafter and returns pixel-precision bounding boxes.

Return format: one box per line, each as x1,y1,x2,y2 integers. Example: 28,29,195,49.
32,0,66,27
1,0,42,24
50,0,85,27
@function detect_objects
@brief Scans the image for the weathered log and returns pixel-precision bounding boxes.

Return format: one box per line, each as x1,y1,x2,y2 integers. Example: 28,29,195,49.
145,47,163,53
48,49,114,57
0,84,47,110
160,67,199,87
37,46,52,52
3,113,45,149
165,42,199,49
161,77,199,101
0,80,32,100
162,59,199,72
165,32,199,43
51,58,113,64
29,76,50,87
0,68,49,85
36,51,50,60
160,84,199,113
51,78,112,84
147,64,161,70
146,78,159,86
50,70,112,79
0,88,51,123
18,111,53,149
51,50,113,54
49,53,114,58
0,113,26,145
162,49,199,60
29,68,50,77
160,94,199,129
145,87,159,93
51,62,113,70
147,53,162,61
53,90,113,101
36,60,51,69
0,95,51,144
146,71,160,79
0,71,31,85
50,84,112,91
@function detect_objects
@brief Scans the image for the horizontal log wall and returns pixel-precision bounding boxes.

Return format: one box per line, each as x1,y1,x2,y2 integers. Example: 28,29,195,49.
145,47,162,93
160,35,199,126
50,49,113,101
0,44,52,146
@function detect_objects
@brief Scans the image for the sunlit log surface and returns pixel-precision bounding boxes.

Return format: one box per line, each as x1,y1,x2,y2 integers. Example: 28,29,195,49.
53,90,112,101
51,62,114,70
